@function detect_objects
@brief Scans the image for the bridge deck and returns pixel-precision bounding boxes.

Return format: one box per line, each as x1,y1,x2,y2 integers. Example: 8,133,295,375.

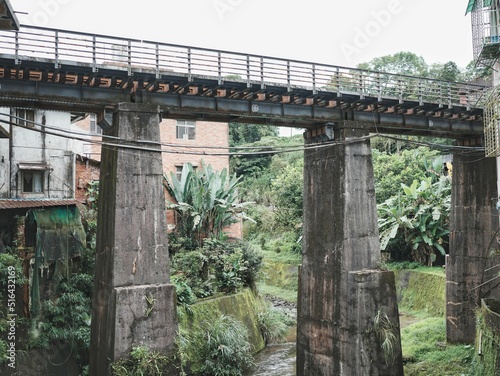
0,25,489,138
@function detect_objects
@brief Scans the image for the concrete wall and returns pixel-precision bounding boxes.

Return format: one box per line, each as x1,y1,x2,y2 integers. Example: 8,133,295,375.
177,288,265,372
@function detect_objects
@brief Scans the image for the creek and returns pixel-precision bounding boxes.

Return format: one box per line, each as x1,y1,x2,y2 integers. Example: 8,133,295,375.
246,342,296,376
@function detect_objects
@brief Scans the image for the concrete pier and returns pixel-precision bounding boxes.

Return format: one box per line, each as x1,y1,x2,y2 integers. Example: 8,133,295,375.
297,122,403,375
89,103,178,375
447,150,500,344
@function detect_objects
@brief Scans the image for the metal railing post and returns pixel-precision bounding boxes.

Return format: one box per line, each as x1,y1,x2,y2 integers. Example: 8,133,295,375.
14,30,20,65
218,50,223,85
287,60,291,92
127,40,132,76
377,72,382,101
359,70,365,99
188,47,192,82
155,42,160,79
246,55,251,88
260,56,265,89
54,30,60,69
312,64,317,95
336,66,341,97
92,35,98,73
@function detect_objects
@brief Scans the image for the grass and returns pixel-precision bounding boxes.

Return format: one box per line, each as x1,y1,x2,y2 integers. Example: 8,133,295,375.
257,283,297,303
401,316,475,375
259,249,301,264
385,261,445,277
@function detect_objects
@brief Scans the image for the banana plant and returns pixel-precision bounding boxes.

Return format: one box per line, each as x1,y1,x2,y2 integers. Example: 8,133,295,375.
164,162,254,246
378,176,450,265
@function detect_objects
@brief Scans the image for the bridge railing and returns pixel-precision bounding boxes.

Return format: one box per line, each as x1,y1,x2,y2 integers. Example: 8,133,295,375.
0,25,489,109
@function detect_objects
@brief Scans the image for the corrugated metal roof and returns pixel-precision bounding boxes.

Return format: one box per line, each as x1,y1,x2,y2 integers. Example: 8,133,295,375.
0,0,19,30
0,199,79,210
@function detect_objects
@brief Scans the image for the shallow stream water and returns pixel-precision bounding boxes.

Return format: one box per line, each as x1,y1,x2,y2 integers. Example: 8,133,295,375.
245,342,296,376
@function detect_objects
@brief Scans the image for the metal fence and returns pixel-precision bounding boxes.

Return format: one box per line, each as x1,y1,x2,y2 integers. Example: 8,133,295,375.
0,25,490,109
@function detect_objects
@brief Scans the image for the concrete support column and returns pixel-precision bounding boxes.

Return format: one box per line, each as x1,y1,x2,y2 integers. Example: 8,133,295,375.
297,122,403,376
89,103,178,375
447,146,500,344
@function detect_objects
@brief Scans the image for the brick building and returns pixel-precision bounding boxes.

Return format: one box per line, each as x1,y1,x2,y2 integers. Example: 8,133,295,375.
75,115,242,239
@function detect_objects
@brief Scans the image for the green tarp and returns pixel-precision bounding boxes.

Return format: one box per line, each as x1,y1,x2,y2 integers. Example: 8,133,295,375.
28,205,86,316
466,0,493,15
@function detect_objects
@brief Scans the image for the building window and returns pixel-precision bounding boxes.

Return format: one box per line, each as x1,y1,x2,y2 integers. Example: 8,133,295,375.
14,109,35,128
22,171,44,193
90,114,102,135
176,120,195,140
175,164,197,181
175,166,183,181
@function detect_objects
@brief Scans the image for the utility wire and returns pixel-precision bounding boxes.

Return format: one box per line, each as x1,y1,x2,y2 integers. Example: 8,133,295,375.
0,114,487,157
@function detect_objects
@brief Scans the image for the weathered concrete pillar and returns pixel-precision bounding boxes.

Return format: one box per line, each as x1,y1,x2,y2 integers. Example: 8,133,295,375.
447,146,500,344
297,122,403,376
89,103,178,375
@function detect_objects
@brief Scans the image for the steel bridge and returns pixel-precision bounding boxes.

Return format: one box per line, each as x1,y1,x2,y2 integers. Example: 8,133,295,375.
0,25,489,139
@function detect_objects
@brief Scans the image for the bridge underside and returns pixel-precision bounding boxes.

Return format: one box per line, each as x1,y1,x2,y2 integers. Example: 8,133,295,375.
0,58,484,139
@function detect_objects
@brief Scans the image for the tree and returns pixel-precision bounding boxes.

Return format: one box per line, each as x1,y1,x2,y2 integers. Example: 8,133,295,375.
357,51,429,77
229,122,278,146
372,147,442,203
271,158,304,228
428,61,461,82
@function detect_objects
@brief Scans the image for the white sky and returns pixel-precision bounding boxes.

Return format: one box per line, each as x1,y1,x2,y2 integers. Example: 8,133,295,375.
9,0,474,70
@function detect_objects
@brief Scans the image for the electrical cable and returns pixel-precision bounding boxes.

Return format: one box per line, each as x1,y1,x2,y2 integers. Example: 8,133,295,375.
0,113,487,157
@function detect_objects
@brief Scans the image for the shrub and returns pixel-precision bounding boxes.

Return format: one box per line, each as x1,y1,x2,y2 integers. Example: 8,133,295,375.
112,346,176,376
183,315,254,376
171,250,213,298
170,239,263,299
256,303,291,345
32,273,93,364
378,176,450,265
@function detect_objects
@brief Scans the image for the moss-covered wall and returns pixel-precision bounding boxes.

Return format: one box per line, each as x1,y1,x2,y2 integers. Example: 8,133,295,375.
178,288,265,354
261,261,299,290
392,269,446,317
473,299,500,376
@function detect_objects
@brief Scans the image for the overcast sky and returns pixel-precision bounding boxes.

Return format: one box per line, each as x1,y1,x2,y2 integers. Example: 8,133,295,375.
9,0,474,70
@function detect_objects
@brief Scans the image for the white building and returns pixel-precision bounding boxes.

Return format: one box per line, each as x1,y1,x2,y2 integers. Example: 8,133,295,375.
0,107,88,199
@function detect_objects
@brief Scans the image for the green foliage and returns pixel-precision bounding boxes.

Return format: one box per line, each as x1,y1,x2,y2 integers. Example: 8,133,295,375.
0,251,26,364
428,61,461,82
165,162,253,246
255,303,290,345
378,175,450,265
372,147,442,203
170,239,262,300
271,159,303,228
384,261,422,270
229,123,278,147
171,250,212,298
112,346,175,376
402,318,474,375
31,272,93,364
358,51,429,77
181,315,254,376
374,308,400,366
80,181,99,249
262,231,302,255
